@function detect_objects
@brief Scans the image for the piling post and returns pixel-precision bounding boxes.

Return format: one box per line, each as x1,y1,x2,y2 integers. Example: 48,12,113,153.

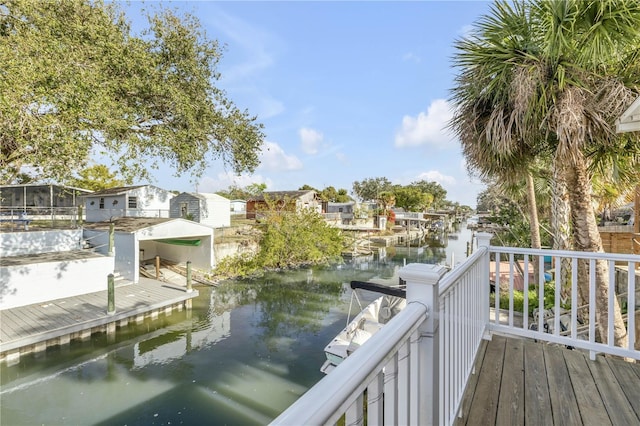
155,255,160,279
107,273,116,315
186,261,193,293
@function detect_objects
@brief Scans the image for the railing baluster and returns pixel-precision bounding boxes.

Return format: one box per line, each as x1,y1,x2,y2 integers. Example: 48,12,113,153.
589,259,596,349
384,354,398,426
571,258,578,340
508,253,514,327
523,255,529,330
397,341,410,426
345,394,364,426
608,259,616,347
367,372,384,426
628,261,636,351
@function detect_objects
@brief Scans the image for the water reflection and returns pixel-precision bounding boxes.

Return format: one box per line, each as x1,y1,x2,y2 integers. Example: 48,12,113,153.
0,223,475,425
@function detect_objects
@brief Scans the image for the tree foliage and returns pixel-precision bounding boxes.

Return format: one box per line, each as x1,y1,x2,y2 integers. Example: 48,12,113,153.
215,201,345,277
63,164,126,192
299,184,351,202
393,186,431,212
352,177,393,202
0,0,264,184
255,207,344,269
216,183,266,200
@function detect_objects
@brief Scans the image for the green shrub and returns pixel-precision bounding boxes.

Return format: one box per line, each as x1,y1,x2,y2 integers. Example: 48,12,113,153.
498,282,567,316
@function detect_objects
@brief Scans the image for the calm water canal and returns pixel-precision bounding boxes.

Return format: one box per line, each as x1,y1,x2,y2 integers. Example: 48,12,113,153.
1,223,474,425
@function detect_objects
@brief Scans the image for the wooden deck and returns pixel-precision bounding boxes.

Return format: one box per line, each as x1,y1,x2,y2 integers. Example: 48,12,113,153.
0,278,198,362
456,335,640,425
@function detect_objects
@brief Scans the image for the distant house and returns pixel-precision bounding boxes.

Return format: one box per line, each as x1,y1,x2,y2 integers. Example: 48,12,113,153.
84,185,174,223
0,184,92,214
230,199,246,214
169,192,231,228
325,201,355,224
246,190,321,219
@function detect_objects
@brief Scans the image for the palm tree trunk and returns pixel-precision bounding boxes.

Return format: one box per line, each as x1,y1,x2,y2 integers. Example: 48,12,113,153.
527,172,542,249
551,154,575,308
526,171,542,284
566,152,628,349
551,155,572,251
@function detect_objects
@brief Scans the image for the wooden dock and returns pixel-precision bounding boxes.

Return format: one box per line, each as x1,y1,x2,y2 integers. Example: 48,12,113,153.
456,335,640,425
0,278,198,364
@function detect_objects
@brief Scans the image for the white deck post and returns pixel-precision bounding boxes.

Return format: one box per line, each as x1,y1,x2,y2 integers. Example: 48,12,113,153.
476,233,493,329
399,263,447,426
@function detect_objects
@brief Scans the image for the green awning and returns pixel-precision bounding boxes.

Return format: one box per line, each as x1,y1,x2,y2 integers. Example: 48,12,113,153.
156,238,201,246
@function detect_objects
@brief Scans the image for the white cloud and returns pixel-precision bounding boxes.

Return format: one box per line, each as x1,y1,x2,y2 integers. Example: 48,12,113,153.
413,170,457,186
259,141,303,171
299,127,324,155
394,99,454,148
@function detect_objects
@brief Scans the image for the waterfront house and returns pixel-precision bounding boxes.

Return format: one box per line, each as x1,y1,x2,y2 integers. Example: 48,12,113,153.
84,185,174,222
169,192,231,228
246,190,321,219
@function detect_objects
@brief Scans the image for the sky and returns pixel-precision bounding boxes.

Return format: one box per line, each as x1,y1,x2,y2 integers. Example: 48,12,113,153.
120,1,493,207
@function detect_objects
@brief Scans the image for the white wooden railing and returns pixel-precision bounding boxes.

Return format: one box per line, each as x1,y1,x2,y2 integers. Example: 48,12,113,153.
271,233,640,425
488,246,639,360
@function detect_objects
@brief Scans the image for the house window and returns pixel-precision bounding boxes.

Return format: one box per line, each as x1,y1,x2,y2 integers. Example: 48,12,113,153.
99,198,104,209
181,202,188,218
128,197,137,209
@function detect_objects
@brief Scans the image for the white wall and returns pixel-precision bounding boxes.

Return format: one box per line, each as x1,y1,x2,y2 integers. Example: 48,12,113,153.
85,194,127,222
202,198,230,228
115,233,137,282
0,255,114,310
0,230,82,256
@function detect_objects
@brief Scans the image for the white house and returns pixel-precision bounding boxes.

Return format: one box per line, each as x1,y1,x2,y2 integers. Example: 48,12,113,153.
83,217,215,283
84,185,174,223
169,192,231,228
230,199,246,214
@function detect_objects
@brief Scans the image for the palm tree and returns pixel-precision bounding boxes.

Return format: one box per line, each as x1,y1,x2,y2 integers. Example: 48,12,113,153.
450,0,640,348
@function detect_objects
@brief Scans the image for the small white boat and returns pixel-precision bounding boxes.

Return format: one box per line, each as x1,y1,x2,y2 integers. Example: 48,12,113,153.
321,281,406,375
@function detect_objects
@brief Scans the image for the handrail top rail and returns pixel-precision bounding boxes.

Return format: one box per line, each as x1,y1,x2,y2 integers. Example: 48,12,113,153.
270,302,428,425
439,247,487,295
489,245,640,262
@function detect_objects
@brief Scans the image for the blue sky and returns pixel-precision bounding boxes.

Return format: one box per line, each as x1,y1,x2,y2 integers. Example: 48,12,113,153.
122,1,493,207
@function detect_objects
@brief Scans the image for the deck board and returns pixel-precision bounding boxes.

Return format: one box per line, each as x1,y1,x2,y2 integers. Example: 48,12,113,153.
544,344,582,425
0,278,197,355
523,339,553,425
496,338,524,426
588,357,640,424
607,357,640,419
563,348,611,426
465,335,506,424
458,336,640,425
